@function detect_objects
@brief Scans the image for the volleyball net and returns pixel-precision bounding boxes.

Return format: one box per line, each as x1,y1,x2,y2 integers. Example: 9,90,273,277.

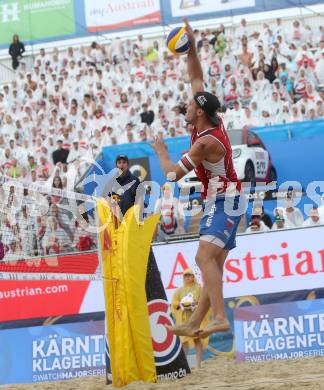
0,174,191,386
0,175,101,281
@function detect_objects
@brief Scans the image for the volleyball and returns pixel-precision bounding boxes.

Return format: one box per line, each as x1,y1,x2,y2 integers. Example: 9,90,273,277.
166,27,190,55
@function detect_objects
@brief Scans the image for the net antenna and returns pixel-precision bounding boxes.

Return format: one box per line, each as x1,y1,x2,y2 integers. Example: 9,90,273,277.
0,175,102,281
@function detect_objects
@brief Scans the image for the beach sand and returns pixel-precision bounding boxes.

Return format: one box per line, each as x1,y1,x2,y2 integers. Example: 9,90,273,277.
5,355,324,390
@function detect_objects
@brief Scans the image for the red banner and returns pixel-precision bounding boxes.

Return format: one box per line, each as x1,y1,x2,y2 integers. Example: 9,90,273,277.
0,252,99,322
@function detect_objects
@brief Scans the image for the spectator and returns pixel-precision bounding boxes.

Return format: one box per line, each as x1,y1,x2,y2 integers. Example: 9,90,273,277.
245,215,270,233
252,204,273,228
37,155,51,180
282,196,304,227
3,239,24,262
73,220,94,251
140,103,154,125
43,216,72,254
267,57,279,83
52,140,69,165
50,203,74,241
242,107,259,127
271,211,291,230
17,205,36,257
269,91,283,117
302,207,323,227
154,183,185,241
239,43,253,68
276,103,291,124
315,49,324,84
171,268,207,369
67,140,82,164
9,35,25,70
51,176,63,204
6,157,22,179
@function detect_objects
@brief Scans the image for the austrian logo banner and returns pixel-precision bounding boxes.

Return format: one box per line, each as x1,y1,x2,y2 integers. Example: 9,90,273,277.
234,299,324,362
84,0,161,32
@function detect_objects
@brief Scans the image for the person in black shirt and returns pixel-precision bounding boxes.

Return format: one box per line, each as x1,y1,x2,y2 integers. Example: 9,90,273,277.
52,140,69,165
140,103,154,126
9,35,25,70
109,155,140,216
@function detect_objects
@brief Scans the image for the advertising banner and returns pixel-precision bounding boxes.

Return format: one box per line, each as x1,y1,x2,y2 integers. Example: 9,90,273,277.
1,225,324,323
0,0,322,47
170,0,255,18
0,0,76,45
0,320,105,385
162,0,323,24
0,252,104,323
152,225,324,302
234,299,324,362
84,0,161,32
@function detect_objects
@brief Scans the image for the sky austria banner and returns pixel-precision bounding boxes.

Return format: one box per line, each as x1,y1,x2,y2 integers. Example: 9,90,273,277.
234,299,324,362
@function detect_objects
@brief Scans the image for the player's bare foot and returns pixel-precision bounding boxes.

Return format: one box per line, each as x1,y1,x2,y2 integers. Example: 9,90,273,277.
195,319,230,338
165,323,200,337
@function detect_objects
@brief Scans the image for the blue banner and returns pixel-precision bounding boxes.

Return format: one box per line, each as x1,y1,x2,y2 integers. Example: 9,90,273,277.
184,287,324,365
234,298,324,362
0,320,105,385
162,0,323,24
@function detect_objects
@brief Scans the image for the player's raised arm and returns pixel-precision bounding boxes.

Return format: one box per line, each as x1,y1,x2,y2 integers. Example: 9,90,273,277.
184,18,204,95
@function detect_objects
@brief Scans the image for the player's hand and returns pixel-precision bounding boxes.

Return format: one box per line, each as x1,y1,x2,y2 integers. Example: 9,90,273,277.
184,18,195,47
149,134,168,157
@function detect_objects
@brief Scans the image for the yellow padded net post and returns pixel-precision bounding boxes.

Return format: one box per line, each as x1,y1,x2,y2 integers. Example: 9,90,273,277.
97,199,160,387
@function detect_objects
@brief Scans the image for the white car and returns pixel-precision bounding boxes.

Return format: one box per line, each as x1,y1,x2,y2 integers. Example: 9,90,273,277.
178,129,277,193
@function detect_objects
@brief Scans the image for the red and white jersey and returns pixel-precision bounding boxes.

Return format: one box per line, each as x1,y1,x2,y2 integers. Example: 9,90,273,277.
188,119,241,199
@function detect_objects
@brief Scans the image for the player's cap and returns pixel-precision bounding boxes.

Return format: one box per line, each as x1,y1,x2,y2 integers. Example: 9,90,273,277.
115,154,129,164
194,91,221,126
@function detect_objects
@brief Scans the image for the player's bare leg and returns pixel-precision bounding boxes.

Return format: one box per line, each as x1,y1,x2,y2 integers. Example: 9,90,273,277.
194,338,203,369
167,241,229,337
196,243,230,338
